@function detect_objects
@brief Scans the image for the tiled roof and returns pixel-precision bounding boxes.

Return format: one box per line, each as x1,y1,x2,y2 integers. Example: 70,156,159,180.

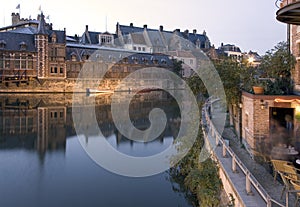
50,30,65,44
7,26,65,44
187,33,209,46
119,25,144,35
9,27,37,34
131,33,146,45
0,32,36,52
147,30,165,47
66,43,172,66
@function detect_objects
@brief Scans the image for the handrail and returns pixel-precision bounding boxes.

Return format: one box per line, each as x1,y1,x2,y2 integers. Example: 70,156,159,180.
203,98,285,207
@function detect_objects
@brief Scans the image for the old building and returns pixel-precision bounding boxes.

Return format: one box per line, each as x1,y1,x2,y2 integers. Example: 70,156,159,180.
235,0,300,160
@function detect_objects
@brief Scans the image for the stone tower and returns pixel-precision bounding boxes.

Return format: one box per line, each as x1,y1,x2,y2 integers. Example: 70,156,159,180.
35,12,49,79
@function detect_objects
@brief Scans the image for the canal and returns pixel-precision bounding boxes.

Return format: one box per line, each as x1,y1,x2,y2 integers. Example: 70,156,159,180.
0,92,195,207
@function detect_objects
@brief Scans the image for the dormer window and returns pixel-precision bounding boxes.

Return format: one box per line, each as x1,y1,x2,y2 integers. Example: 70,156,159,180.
99,33,114,45
0,40,6,49
161,58,167,64
19,42,27,51
82,51,89,61
132,56,138,64
70,52,77,61
196,39,200,48
51,33,57,43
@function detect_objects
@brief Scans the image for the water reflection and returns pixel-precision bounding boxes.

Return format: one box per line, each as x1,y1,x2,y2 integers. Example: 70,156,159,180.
0,92,195,207
0,92,181,157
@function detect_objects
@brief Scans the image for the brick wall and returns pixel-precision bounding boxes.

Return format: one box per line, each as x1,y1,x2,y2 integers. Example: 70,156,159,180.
241,92,299,157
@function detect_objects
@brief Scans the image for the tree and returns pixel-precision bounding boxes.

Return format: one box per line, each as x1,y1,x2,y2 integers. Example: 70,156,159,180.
169,126,222,207
259,41,295,95
213,58,246,104
172,58,184,77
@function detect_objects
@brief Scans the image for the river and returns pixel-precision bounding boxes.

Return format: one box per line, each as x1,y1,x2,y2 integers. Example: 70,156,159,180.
0,91,195,207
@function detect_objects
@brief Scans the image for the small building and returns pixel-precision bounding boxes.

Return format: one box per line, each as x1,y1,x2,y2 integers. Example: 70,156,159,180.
241,92,300,159
217,43,243,62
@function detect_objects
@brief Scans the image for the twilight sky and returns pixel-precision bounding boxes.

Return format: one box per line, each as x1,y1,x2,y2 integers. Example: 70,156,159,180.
0,0,287,55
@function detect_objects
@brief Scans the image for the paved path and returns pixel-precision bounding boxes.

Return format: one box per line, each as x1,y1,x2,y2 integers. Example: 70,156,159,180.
214,115,297,206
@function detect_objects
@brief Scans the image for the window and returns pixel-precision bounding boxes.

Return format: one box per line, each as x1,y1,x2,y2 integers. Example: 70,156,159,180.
51,33,57,43
21,59,26,69
28,56,33,69
5,57,10,68
189,59,193,65
0,40,6,49
0,56,3,69
99,34,113,45
133,46,137,50
60,67,64,74
138,47,141,51
71,54,77,61
20,42,27,51
51,67,58,74
15,55,20,68
142,47,145,51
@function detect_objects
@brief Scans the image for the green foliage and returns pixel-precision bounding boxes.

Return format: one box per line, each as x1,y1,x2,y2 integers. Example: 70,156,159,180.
260,41,295,78
213,59,245,104
172,58,184,77
184,160,222,207
169,125,222,207
258,41,295,95
187,75,208,97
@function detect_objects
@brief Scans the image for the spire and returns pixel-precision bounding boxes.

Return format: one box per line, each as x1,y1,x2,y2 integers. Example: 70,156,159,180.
37,12,47,35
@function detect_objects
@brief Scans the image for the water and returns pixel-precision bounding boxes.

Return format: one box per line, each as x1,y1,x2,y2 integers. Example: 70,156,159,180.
0,92,193,207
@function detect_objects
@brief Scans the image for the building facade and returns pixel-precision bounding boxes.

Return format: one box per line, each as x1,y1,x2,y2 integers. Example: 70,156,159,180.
0,12,213,91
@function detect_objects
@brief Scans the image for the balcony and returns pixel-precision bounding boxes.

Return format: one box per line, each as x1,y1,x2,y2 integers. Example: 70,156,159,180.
276,0,300,24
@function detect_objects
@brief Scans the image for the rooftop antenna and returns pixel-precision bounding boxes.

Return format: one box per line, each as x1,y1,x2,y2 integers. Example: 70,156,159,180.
3,8,5,27
105,15,108,32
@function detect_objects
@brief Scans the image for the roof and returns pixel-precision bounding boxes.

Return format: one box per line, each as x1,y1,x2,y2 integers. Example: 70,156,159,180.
119,25,144,35
6,26,65,44
168,50,195,58
37,13,47,35
187,33,208,45
131,33,146,44
9,27,37,34
117,24,211,51
66,43,172,66
146,30,165,47
0,32,36,52
219,44,242,53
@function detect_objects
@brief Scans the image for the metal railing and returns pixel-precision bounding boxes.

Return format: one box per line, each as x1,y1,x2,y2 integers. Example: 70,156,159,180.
202,98,285,207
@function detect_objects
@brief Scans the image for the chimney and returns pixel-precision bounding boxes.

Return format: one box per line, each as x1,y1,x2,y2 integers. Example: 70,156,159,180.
184,29,189,34
176,29,180,32
193,29,197,34
159,25,163,32
130,23,133,27
143,24,147,29
85,25,88,32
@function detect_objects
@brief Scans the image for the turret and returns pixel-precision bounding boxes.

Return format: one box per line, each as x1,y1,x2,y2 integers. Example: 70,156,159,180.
35,12,49,79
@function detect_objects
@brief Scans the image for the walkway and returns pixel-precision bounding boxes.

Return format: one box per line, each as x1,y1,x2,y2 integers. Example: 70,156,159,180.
204,99,298,207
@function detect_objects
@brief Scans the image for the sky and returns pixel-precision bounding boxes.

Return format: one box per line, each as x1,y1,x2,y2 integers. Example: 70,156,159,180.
0,0,287,55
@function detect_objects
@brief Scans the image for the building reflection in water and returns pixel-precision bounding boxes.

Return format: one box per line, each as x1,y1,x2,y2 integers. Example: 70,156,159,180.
0,91,181,162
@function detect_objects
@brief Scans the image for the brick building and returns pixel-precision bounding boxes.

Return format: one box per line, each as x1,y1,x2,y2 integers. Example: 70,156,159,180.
237,0,300,159
0,12,213,91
